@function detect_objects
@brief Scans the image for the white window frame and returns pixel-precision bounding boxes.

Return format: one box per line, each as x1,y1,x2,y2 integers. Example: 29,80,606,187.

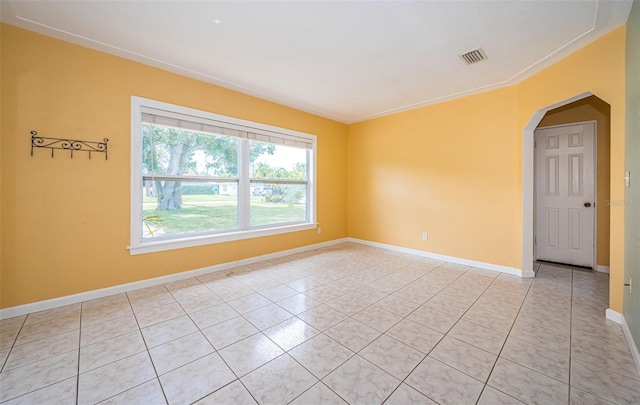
128,96,317,255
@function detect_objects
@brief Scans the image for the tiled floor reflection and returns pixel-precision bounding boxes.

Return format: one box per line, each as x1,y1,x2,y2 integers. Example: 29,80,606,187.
1,243,638,404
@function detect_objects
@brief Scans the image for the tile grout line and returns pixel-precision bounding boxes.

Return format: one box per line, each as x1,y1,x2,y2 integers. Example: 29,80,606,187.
125,290,171,405
566,269,632,402
163,280,265,405
281,256,399,404
76,303,83,405
278,256,433,404
471,270,534,405
568,268,574,405
0,315,27,374
360,265,501,404
142,300,250,403
393,265,520,403
354,263,480,403
0,309,81,403
176,275,268,404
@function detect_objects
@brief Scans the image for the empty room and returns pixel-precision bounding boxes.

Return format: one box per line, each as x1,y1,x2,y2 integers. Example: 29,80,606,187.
1,0,639,404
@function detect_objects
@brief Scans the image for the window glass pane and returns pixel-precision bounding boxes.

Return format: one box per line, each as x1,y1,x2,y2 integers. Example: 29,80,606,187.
250,182,307,227
142,123,238,177
142,180,238,238
249,141,307,180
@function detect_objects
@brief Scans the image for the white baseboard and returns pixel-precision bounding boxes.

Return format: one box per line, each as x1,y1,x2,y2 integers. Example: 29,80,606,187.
0,236,544,320
596,265,610,274
346,237,527,277
606,308,625,323
0,238,348,320
606,308,640,378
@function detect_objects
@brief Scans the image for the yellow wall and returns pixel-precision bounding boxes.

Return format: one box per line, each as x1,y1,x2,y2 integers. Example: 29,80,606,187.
538,96,611,267
348,86,521,267
0,25,348,308
1,23,629,313
349,26,626,311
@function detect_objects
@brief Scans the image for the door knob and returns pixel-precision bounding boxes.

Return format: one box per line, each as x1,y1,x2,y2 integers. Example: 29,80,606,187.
584,202,592,207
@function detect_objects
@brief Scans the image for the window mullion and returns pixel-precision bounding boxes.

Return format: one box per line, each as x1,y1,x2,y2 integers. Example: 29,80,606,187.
238,140,250,230
306,148,312,222
142,175,240,182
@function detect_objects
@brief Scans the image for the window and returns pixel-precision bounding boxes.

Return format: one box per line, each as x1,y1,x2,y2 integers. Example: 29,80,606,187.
130,97,316,255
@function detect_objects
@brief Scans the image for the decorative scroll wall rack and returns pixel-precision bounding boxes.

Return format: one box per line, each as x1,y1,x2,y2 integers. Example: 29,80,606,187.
30,131,109,160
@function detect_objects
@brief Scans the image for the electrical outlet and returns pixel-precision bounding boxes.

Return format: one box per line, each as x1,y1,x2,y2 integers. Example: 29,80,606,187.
317,227,322,235
422,232,428,240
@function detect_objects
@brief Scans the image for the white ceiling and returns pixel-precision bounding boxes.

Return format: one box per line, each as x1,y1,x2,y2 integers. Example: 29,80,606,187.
1,1,632,123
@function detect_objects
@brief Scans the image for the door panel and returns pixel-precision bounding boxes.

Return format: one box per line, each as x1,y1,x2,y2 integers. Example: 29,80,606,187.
568,209,582,251
546,156,559,195
546,208,559,249
535,123,595,268
568,153,583,196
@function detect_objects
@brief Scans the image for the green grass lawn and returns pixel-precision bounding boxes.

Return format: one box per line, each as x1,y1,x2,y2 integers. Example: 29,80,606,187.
250,203,306,226
143,195,306,236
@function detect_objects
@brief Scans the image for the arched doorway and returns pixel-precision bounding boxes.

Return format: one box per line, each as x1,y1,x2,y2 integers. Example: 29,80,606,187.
522,92,611,277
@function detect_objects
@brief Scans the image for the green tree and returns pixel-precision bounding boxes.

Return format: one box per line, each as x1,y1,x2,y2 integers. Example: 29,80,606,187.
143,124,274,210
253,162,290,178
290,162,307,180
251,160,307,203
252,161,306,180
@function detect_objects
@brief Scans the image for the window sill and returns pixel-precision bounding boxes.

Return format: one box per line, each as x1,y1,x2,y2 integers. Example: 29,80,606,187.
127,223,317,255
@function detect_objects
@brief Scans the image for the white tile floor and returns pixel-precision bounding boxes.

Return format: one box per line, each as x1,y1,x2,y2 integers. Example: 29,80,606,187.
1,242,639,404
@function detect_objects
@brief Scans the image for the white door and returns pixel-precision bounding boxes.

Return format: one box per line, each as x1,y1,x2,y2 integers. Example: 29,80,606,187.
535,123,595,268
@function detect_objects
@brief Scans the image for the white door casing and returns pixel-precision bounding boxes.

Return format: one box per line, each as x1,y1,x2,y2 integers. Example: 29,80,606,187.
535,122,595,268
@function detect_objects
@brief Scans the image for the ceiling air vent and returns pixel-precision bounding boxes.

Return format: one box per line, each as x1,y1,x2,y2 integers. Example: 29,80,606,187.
460,48,488,65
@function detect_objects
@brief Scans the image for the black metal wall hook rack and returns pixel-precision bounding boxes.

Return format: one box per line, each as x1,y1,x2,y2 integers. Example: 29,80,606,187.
30,131,109,160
